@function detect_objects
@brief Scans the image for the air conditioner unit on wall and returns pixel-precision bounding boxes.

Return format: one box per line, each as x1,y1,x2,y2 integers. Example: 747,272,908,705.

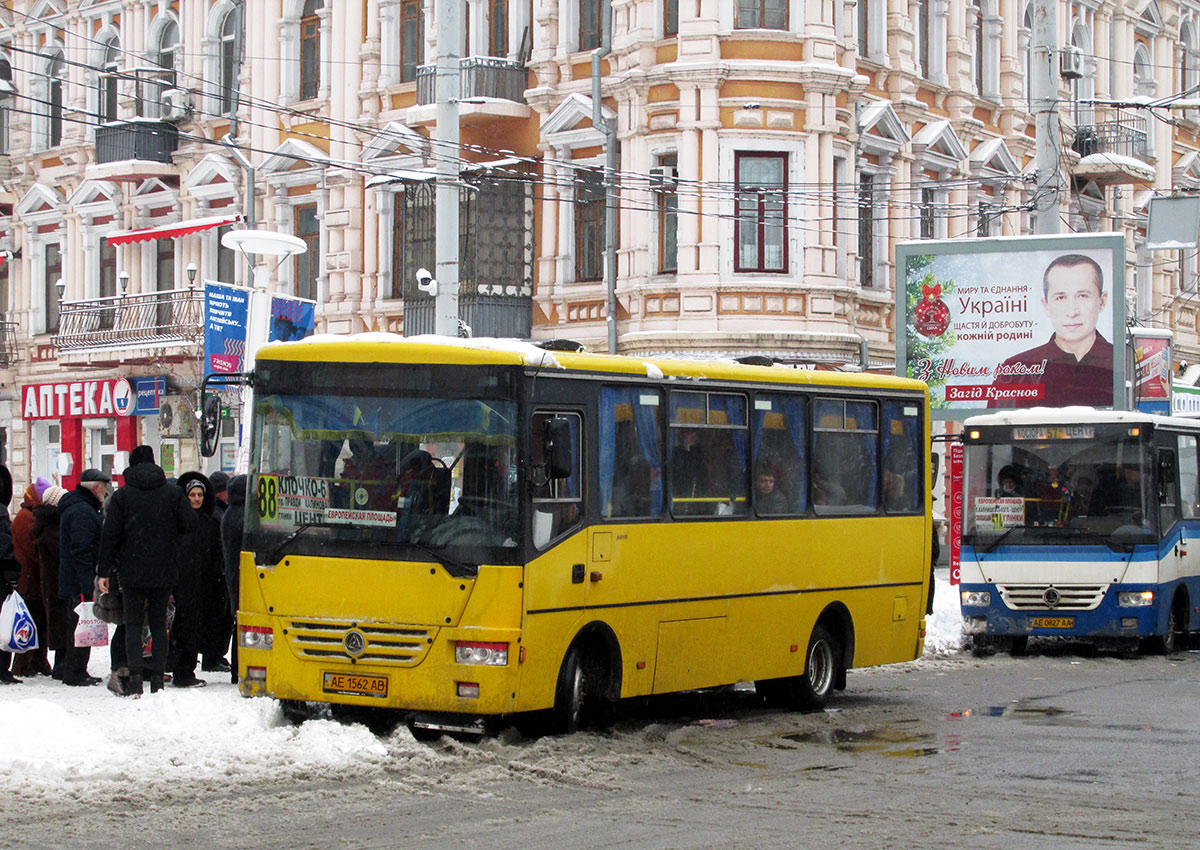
161,88,192,123
1060,46,1085,80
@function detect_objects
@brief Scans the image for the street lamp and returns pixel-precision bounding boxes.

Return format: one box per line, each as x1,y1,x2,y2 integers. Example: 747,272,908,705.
55,277,64,303
186,262,198,287
118,270,129,296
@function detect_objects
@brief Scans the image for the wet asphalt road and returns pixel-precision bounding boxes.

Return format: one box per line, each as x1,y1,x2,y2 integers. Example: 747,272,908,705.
15,643,1200,849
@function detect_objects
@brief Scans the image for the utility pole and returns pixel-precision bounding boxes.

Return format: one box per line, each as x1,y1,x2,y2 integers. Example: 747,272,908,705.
592,6,617,354
1032,0,1060,234
434,0,461,336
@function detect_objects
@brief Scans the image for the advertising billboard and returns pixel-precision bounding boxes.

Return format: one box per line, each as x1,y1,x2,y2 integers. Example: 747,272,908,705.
896,234,1125,419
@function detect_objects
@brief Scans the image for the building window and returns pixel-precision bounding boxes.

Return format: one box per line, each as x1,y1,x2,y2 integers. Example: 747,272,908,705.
920,187,935,238
301,0,323,100
157,238,175,292
737,0,787,30
575,169,606,282
99,36,120,123
735,152,787,273
655,154,678,274
219,8,242,114
0,101,9,155
100,237,117,299
155,19,180,118
400,0,423,82
580,0,610,51
45,242,62,332
295,204,320,301
47,51,65,147
489,0,508,56
0,261,8,315
665,0,679,37
394,183,435,299
971,0,983,94
858,173,874,287
858,0,869,55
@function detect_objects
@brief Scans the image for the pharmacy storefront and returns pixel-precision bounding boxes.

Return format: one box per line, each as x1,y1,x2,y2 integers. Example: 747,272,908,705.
22,376,168,489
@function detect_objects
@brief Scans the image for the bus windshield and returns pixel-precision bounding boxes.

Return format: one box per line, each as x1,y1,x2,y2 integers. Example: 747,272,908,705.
245,361,521,570
963,430,1154,547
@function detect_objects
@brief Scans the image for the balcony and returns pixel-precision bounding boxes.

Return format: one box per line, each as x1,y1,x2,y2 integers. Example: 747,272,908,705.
54,288,202,359
89,119,180,182
416,57,528,105
0,320,19,367
1071,108,1156,185
403,294,532,338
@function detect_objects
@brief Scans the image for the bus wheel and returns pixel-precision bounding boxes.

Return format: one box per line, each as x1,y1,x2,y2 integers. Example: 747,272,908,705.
796,625,840,710
279,699,311,725
1009,636,1028,657
552,647,612,734
1154,597,1187,655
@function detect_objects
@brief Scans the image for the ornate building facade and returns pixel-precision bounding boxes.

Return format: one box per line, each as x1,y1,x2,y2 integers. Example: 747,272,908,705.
0,0,1193,486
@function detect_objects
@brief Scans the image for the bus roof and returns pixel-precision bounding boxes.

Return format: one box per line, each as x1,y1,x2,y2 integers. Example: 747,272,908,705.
255,333,926,393
964,407,1191,429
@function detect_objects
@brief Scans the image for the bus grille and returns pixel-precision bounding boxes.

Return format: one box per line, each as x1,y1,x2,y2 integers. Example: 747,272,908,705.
286,619,433,667
996,584,1108,611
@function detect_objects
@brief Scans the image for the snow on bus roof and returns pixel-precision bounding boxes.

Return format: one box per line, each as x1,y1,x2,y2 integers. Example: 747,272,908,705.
272,332,565,369
964,407,1171,427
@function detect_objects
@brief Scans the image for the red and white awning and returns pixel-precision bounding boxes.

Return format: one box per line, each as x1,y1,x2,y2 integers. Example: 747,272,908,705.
106,214,242,246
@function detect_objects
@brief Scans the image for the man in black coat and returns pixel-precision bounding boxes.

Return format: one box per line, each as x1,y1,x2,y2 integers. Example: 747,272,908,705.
97,446,196,696
220,474,247,684
201,470,233,673
57,468,110,686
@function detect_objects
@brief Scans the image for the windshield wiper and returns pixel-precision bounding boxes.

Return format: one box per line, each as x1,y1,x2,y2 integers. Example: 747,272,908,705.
265,522,329,565
978,525,1025,553
402,541,479,578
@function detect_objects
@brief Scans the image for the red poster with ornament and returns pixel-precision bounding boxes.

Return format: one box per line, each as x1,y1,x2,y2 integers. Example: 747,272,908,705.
949,443,963,586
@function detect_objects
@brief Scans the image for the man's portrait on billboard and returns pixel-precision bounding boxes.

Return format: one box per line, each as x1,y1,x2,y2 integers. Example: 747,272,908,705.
987,253,1114,408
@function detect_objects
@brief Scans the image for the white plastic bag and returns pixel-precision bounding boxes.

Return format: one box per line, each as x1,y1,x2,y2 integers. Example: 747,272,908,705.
1,590,39,653
73,599,110,648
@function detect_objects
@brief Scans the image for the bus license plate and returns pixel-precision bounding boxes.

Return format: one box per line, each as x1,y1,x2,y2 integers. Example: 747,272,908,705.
1029,616,1074,629
323,671,388,698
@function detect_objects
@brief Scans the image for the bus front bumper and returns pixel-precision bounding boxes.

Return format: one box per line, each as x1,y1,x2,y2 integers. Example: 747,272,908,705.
960,583,1161,638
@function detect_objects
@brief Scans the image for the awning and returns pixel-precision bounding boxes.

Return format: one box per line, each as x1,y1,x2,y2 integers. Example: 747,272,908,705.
106,214,242,246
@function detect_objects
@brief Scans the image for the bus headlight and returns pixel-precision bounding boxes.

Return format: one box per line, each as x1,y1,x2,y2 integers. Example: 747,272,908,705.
961,591,991,607
239,625,274,649
454,641,508,666
1118,591,1154,607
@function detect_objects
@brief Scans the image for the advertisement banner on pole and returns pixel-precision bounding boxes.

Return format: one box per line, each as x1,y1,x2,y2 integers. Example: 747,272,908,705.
205,283,249,374
1130,330,1172,414
268,294,316,343
896,234,1125,419
949,443,963,586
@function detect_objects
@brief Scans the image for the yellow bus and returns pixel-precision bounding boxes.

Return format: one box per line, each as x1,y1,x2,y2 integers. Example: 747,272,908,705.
217,336,932,735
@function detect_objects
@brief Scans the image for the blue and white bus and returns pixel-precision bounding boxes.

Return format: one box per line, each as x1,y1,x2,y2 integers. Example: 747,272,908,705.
958,408,1200,654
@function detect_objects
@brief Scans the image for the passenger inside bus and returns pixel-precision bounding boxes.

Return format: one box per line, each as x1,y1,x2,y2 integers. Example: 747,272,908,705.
754,465,789,514
670,428,712,515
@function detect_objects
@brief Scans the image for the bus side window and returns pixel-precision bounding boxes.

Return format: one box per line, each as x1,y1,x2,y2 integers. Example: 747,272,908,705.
881,401,921,513
531,412,583,549
812,399,879,515
752,393,807,515
1159,447,1180,530
1180,436,1200,518
599,387,663,519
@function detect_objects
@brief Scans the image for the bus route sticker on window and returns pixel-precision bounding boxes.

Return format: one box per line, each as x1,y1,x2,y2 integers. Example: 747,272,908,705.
256,474,279,522
325,507,396,527
973,497,1024,527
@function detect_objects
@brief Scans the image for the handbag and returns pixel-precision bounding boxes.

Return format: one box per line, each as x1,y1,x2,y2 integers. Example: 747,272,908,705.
93,575,125,625
73,597,110,648
0,590,38,653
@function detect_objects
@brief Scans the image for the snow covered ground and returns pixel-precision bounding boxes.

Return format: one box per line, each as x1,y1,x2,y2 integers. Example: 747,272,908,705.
0,574,964,796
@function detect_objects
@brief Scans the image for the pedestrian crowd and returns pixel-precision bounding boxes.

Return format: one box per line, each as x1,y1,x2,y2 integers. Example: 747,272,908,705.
0,445,247,698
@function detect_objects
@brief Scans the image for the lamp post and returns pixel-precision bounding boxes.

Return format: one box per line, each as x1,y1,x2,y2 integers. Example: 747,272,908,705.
118,270,129,296
186,263,198,288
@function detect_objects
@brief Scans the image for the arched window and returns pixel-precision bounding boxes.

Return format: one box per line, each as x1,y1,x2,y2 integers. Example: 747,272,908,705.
1022,3,1032,110
219,7,242,114
301,0,323,100
1134,43,1154,97
153,18,180,118
1071,24,1094,126
46,50,65,147
98,35,120,123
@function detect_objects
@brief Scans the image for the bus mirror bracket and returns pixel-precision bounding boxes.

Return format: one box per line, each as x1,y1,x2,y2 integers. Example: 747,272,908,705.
544,417,573,479
199,372,254,458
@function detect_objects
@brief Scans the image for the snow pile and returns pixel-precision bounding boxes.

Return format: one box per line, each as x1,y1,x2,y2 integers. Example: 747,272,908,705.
924,571,964,656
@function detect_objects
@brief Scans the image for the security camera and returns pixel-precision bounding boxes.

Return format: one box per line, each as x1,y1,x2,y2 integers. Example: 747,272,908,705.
415,267,437,296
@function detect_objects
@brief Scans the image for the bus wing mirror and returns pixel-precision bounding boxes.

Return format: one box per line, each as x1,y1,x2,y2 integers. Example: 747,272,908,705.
930,452,940,484
544,418,573,479
200,391,221,458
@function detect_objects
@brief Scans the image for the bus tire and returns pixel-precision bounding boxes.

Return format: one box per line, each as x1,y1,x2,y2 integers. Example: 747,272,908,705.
551,646,613,734
1154,595,1187,655
1009,636,1028,657
796,625,840,710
